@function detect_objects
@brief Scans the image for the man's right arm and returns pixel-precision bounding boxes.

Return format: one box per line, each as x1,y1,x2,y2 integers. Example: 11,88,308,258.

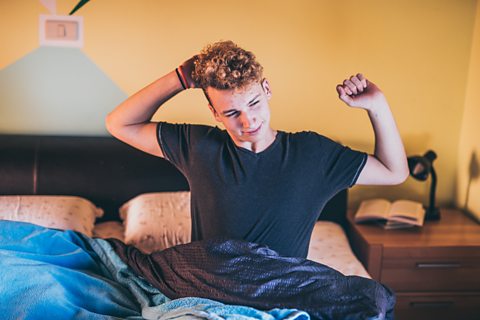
106,67,189,158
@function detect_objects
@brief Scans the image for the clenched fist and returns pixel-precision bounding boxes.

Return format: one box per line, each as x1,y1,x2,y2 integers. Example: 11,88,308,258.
336,74,386,111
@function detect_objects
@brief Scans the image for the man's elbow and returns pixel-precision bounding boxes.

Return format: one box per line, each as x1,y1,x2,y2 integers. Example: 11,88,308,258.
105,113,119,137
390,167,409,185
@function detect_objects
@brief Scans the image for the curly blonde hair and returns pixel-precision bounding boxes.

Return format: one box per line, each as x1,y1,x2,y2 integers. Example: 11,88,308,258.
192,40,263,90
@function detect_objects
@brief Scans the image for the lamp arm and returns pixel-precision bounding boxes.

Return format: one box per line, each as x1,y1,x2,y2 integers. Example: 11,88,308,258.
429,166,437,211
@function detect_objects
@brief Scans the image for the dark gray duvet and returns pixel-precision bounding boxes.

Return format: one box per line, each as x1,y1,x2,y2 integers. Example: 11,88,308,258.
107,238,395,320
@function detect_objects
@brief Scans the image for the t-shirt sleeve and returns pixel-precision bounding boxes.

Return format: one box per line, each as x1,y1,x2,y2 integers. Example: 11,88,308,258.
316,134,367,190
156,122,211,175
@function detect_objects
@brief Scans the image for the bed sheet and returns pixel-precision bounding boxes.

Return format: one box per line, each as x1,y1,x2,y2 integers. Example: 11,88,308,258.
307,221,370,278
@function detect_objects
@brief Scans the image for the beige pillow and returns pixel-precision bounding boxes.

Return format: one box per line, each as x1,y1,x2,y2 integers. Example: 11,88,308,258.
93,221,125,241
0,195,103,237
120,192,191,253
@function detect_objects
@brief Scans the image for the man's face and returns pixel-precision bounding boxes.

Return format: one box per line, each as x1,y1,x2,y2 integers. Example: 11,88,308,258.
206,80,274,149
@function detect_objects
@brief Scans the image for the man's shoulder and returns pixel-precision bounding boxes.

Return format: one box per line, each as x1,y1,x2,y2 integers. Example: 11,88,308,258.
160,122,224,136
159,122,229,149
280,130,343,154
283,130,332,143
159,121,215,130
157,122,229,163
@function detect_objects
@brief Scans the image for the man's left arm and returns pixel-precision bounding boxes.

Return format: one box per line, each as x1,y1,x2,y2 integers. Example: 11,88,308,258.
336,74,409,185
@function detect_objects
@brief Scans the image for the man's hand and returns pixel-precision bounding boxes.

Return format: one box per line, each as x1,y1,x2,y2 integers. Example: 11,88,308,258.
336,74,386,111
178,56,199,89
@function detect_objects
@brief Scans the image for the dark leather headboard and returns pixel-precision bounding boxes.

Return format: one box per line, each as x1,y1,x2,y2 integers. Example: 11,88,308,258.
0,134,348,226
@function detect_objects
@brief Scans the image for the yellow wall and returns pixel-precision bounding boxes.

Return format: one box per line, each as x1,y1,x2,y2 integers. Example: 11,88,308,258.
0,0,478,209
457,1,480,220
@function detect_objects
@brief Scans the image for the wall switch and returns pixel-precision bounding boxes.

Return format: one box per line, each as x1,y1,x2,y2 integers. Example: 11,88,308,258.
40,14,83,47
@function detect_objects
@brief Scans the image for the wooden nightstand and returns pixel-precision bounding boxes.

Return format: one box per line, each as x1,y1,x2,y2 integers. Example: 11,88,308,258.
346,208,480,320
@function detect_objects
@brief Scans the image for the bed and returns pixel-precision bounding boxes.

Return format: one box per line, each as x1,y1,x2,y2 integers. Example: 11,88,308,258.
0,134,393,320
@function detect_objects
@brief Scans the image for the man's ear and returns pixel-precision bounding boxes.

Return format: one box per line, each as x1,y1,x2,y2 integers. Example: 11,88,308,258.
208,104,221,122
261,78,272,99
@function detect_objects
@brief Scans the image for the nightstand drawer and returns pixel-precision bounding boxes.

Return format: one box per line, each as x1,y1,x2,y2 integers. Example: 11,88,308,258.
395,292,480,320
381,249,480,291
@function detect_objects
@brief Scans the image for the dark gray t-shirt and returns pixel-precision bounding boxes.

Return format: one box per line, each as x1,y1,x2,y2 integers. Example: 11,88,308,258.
157,122,367,257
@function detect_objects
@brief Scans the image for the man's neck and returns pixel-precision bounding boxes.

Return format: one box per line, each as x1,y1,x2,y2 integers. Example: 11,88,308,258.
233,128,278,153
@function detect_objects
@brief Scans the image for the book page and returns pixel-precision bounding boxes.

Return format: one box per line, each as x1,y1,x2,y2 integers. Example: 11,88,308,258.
355,198,391,221
389,200,425,226
389,200,424,219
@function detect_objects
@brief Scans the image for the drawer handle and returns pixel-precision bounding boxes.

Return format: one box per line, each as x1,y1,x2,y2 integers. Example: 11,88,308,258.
415,262,461,269
410,301,454,308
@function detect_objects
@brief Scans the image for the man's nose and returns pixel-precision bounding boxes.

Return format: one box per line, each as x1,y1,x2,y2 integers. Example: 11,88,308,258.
240,112,254,128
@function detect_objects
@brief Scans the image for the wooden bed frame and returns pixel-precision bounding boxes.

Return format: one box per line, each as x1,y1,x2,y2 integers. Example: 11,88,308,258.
0,134,349,227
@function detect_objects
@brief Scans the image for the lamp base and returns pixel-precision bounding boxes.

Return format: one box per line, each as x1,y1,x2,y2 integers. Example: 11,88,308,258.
425,207,441,221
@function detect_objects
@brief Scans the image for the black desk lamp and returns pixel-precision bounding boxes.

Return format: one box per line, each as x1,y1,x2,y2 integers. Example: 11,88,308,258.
407,150,440,220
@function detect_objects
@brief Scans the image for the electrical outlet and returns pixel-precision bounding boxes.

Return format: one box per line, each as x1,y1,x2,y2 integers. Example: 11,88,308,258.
39,14,83,47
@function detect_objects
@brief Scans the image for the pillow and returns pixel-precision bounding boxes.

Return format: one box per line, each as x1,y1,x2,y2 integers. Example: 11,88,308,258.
0,195,103,237
120,192,191,253
93,221,125,241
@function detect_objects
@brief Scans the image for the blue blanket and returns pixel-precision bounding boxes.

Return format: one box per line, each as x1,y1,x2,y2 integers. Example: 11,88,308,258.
0,220,309,320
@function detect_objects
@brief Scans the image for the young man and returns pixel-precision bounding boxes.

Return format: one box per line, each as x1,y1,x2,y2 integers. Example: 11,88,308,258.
106,40,408,258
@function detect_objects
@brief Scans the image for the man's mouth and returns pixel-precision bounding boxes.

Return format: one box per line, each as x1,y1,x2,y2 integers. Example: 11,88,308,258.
243,124,262,135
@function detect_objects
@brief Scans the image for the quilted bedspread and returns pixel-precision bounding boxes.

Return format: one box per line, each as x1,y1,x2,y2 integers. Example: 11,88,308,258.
106,237,395,320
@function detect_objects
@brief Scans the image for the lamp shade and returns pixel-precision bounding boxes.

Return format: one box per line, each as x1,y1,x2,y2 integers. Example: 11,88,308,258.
408,150,437,181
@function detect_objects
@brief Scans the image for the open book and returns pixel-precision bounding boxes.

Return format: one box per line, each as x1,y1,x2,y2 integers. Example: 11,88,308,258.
354,199,426,229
